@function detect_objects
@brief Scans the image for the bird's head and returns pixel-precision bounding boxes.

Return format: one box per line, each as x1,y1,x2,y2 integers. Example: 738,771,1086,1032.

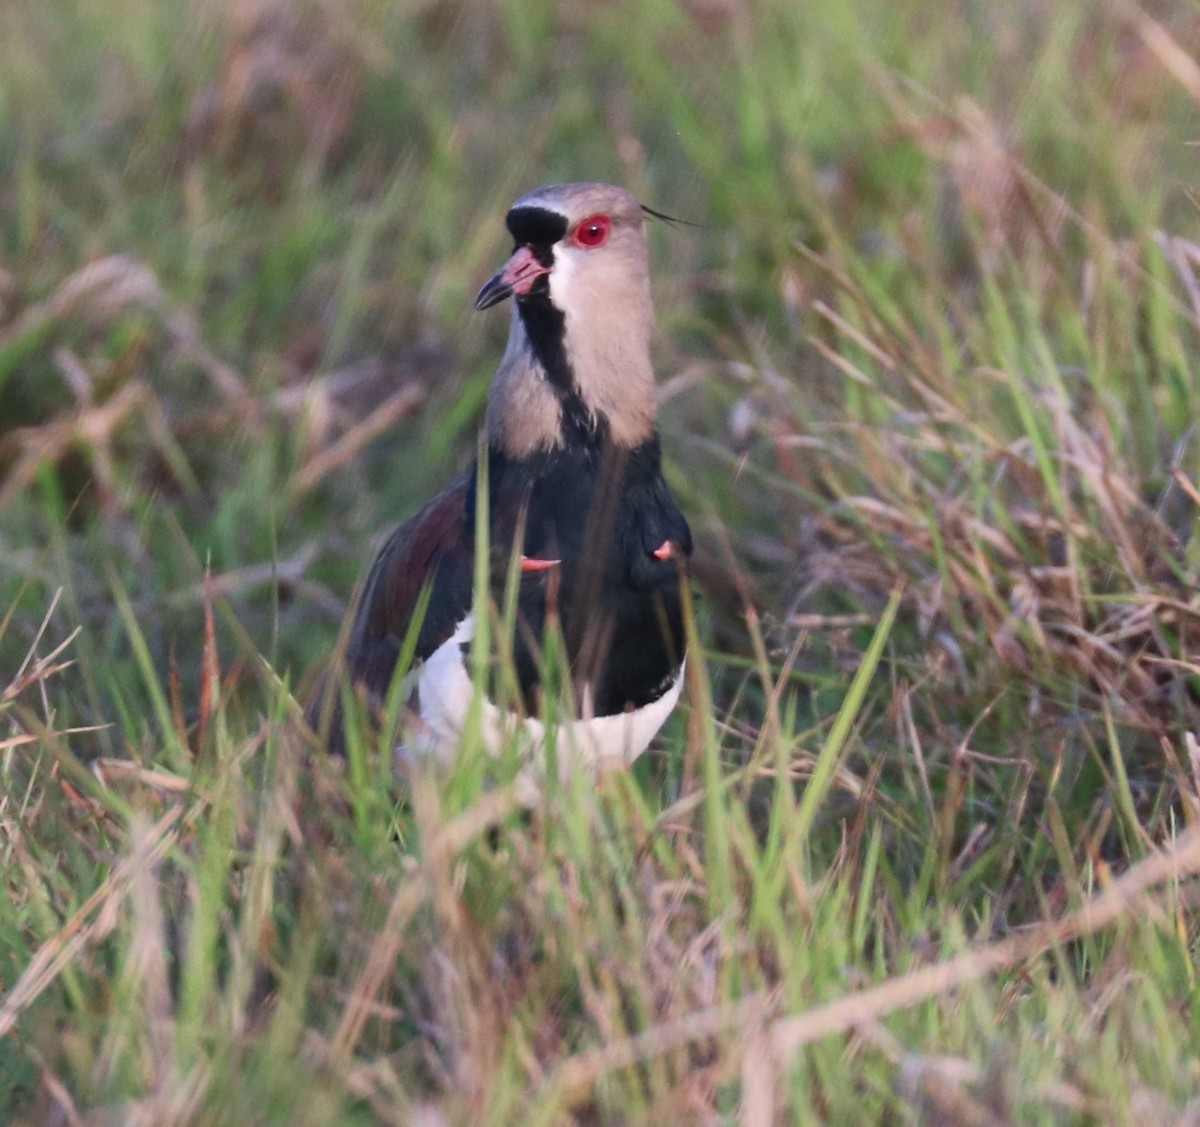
477,183,659,455
475,183,651,317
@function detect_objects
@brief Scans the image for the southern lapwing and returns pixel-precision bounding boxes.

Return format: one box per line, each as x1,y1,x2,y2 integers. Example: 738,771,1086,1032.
311,182,692,772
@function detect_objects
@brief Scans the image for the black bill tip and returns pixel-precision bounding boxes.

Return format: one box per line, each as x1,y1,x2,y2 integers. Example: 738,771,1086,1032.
474,273,513,311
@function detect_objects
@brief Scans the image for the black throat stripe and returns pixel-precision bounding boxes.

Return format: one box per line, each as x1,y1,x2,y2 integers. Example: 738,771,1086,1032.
505,206,601,446
518,298,600,445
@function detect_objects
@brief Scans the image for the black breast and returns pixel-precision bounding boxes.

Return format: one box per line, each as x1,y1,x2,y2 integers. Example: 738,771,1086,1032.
477,436,691,716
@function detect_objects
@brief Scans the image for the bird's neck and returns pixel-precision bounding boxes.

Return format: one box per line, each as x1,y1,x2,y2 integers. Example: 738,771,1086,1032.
485,299,656,457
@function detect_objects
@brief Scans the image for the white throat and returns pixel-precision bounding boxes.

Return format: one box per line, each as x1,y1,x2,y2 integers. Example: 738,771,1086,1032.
486,259,658,456
485,310,564,457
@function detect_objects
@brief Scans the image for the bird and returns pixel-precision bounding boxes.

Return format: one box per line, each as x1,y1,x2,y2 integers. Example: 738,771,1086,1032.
309,182,692,774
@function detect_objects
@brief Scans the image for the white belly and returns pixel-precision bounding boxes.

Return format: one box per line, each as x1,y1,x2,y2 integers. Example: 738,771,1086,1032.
413,613,684,776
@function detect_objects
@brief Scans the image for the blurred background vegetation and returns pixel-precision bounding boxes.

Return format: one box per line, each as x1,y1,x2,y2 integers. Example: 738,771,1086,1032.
5,0,1200,1123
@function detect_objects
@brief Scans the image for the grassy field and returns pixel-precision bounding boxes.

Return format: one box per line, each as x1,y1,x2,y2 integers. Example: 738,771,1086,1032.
4,0,1200,1122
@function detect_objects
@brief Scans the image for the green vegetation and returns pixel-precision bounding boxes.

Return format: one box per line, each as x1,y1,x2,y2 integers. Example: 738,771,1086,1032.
4,0,1200,1122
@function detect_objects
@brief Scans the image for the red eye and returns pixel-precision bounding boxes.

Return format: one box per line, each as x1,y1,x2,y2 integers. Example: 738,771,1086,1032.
571,214,611,249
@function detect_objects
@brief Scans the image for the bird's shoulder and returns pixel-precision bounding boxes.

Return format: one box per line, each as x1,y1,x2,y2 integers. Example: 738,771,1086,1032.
350,469,476,661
